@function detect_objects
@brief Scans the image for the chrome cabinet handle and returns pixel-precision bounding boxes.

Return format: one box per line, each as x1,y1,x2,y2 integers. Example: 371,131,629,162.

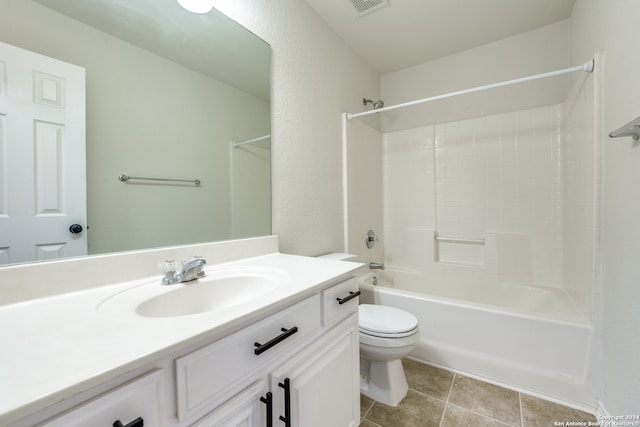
254,326,298,355
337,291,360,305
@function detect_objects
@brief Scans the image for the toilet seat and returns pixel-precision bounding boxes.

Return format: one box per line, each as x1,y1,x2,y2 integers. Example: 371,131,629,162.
359,304,419,338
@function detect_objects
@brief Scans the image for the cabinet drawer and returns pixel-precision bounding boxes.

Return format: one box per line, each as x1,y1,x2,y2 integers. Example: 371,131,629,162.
40,370,164,427
323,277,359,325
176,294,321,421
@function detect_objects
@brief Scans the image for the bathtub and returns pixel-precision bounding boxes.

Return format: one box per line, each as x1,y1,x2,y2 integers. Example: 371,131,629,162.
358,271,596,409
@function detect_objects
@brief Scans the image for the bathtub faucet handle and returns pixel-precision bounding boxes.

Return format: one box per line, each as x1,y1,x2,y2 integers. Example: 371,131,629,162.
369,262,385,270
365,229,378,249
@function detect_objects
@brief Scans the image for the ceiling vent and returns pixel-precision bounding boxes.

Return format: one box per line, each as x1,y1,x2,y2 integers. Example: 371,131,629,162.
350,0,389,17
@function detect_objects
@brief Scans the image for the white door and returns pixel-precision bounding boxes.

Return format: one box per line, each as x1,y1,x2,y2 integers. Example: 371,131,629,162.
0,41,86,265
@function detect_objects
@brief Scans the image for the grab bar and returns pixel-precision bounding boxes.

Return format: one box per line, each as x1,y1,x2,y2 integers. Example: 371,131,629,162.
118,174,201,185
435,234,485,244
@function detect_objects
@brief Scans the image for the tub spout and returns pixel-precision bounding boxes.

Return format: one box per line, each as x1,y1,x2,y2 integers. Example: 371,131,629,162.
369,262,385,270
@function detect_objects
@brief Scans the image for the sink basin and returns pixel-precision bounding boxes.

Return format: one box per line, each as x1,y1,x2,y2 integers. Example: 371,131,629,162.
98,268,290,318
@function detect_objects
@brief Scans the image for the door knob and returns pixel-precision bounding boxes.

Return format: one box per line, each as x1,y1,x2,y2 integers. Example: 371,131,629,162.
69,224,83,234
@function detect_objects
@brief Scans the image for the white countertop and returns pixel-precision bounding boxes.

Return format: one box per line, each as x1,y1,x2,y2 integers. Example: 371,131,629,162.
0,252,361,425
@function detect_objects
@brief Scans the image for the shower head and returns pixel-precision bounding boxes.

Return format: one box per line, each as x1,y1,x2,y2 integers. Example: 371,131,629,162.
363,98,385,110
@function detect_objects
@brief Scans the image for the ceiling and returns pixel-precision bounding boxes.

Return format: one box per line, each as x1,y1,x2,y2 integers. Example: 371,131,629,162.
33,0,270,100
304,0,576,75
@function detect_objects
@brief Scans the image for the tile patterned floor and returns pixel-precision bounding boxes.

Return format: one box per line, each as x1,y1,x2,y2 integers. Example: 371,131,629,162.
360,358,597,427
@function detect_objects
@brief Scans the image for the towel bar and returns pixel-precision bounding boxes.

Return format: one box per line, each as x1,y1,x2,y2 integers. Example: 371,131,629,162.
118,174,201,185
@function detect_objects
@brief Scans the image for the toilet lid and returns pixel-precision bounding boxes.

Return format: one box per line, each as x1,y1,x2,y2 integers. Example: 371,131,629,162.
359,304,418,336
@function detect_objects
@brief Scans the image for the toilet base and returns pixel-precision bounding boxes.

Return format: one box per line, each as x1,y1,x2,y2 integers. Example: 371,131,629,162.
360,357,408,407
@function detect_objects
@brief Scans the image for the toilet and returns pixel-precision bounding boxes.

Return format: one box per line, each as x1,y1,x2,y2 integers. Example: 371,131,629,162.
318,253,420,407
359,304,419,406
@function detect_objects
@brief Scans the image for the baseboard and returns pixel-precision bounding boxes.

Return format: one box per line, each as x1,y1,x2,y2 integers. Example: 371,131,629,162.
596,400,610,419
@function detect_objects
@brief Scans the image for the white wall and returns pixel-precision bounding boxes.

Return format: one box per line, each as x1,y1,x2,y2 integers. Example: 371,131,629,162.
569,0,640,415
209,1,380,256
346,119,384,264
380,20,572,132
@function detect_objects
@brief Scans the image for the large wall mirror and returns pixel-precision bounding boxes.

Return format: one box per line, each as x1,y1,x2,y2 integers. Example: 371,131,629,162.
0,0,271,266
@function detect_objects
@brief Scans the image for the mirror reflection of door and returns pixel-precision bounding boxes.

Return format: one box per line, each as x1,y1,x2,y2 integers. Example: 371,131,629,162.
0,41,86,265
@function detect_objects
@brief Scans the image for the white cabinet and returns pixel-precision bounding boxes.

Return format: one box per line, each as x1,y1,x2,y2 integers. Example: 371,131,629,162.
183,279,360,427
268,314,359,427
175,295,321,422
39,370,165,427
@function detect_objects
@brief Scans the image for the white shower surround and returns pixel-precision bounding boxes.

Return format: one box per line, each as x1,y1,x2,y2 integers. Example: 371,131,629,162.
383,69,598,319
384,105,565,291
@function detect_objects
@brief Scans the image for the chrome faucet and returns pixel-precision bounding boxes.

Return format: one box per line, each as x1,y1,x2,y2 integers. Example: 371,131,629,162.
369,262,385,270
161,257,207,285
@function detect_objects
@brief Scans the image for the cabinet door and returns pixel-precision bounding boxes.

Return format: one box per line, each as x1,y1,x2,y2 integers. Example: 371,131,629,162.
190,380,268,427
271,315,359,427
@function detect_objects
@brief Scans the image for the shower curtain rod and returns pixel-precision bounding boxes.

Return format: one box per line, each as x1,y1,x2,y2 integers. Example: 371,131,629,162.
346,59,595,120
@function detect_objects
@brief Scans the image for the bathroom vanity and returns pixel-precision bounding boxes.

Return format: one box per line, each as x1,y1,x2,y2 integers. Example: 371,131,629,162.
0,237,362,427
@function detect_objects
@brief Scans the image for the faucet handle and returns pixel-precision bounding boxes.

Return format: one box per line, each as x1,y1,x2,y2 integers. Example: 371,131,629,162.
161,259,177,276
161,260,179,285
182,256,205,266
